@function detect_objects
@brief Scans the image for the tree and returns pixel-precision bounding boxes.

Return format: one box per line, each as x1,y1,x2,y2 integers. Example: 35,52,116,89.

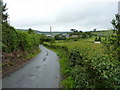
0,1,8,23
28,28,34,34
93,28,96,32
111,14,120,60
70,29,78,33
54,35,61,40
81,32,87,38
79,31,83,33
111,14,120,45
50,38,55,45
95,37,98,41
98,37,101,42
70,29,74,32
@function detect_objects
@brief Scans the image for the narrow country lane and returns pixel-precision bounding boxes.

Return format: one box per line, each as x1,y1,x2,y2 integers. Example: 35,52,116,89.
2,45,61,88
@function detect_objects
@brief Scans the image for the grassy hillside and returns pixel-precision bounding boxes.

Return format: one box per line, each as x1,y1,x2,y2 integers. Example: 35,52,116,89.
91,30,113,37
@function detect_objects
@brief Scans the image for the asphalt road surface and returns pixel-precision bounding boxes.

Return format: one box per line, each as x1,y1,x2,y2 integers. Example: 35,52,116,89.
2,45,61,88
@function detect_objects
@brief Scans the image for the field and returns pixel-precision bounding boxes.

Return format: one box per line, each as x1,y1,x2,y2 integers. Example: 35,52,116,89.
44,34,120,88
91,30,113,37
54,39,105,58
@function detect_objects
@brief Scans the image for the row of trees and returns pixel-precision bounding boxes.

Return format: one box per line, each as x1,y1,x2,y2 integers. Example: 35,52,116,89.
70,29,96,38
95,37,101,42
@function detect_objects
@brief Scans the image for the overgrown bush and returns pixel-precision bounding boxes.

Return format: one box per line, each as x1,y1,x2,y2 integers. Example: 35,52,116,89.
2,23,41,53
2,23,19,52
64,49,120,88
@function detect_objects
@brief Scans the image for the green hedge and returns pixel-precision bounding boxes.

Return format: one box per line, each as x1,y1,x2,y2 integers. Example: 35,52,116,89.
2,23,41,53
2,23,19,52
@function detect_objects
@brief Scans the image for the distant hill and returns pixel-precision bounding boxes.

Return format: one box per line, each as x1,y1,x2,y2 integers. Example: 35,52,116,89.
90,30,113,37
17,29,41,34
17,29,70,35
17,29,28,31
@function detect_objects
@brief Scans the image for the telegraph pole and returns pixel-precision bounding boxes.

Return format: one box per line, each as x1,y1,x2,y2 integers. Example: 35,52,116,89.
50,26,52,35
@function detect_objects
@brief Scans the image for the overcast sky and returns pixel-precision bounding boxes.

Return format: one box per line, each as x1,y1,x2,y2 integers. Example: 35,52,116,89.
4,0,119,32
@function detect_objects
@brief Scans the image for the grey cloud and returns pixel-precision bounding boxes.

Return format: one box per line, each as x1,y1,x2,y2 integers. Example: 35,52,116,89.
55,2,117,24
6,0,118,31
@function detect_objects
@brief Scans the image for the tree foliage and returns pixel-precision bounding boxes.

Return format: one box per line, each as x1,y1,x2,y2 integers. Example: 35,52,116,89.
28,28,34,34
111,14,120,60
95,37,101,42
2,23,41,53
0,1,8,23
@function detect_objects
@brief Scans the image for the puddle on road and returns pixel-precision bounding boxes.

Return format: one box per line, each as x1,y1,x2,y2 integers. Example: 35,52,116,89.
46,51,49,56
29,73,35,77
43,57,46,62
36,66,41,69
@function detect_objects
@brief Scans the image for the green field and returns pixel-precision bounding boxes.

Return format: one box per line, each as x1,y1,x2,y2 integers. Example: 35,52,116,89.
91,30,113,37
44,33,120,88
54,39,105,58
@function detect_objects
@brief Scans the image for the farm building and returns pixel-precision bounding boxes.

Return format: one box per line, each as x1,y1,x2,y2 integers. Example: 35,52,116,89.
71,35,78,38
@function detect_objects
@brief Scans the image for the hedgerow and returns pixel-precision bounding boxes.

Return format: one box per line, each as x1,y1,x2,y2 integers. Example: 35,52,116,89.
2,23,41,53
